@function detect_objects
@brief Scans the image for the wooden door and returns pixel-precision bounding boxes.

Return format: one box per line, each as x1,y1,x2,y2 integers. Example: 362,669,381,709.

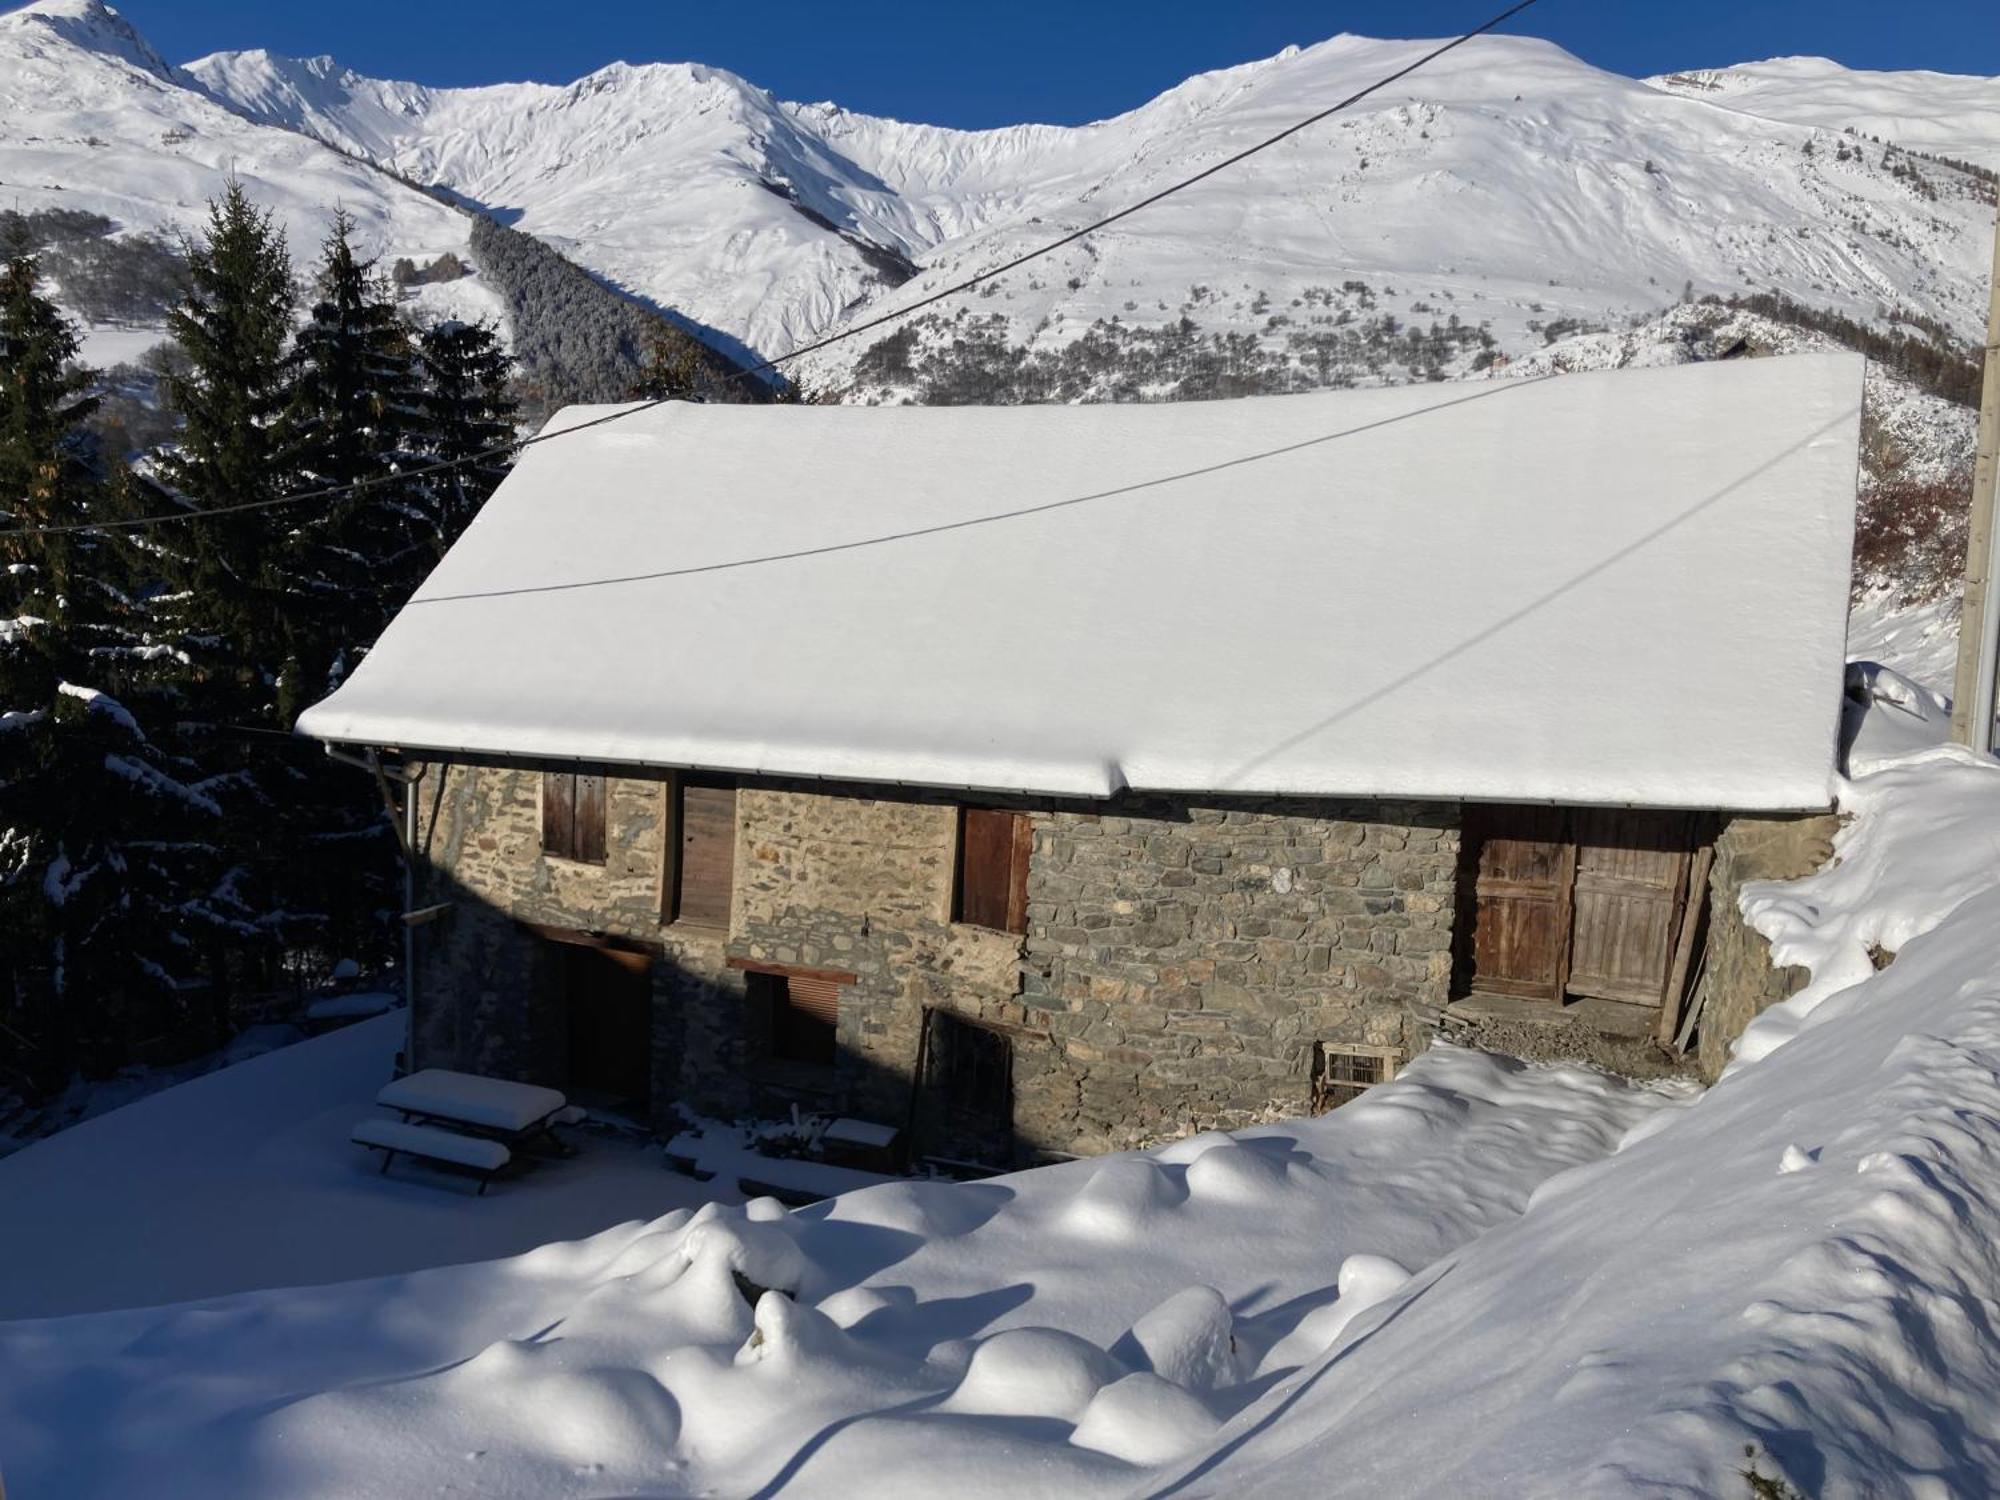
1566,810,1693,1007
563,945,653,1107
1462,806,1575,1000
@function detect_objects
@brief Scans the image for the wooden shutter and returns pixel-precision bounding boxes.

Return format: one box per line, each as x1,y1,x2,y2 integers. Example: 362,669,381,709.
543,771,606,863
1566,810,1693,1008
542,771,575,858
574,774,607,864
674,780,737,927
957,808,1030,934
1464,806,1574,1000
774,974,839,1066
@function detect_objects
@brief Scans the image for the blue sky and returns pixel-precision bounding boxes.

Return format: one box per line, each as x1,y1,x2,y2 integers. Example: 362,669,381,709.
117,0,2000,128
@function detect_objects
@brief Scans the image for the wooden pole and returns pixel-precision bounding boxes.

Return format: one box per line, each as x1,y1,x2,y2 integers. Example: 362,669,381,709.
1949,207,2000,752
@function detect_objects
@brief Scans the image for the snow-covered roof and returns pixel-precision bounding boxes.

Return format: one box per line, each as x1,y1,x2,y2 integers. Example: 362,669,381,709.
297,354,1863,809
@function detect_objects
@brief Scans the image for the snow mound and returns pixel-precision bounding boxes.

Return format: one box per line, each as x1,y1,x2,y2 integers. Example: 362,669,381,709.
943,1326,1124,1420
1059,1156,1187,1241
1069,1371,1221,1465
1122,1285,1242,1392
1736,745,2000,1068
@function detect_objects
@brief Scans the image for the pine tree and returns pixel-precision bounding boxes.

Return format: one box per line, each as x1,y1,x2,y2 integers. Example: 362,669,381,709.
415,317,515,550
281,210,430,713
152,180,298,724
0,253,230,1093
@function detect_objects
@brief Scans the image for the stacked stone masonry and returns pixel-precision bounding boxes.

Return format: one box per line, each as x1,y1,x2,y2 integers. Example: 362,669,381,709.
407,759,1827,1160
409,763,1457,1161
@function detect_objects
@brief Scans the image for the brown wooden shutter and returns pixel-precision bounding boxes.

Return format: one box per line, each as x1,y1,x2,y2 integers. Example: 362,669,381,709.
957,808,1029,935
675,781,737,927
774,974,839,1066
574,774,607,864
542,771,575,858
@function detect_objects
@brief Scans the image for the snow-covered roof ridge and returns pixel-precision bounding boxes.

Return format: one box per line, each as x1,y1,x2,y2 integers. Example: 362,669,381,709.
297,355,1864,810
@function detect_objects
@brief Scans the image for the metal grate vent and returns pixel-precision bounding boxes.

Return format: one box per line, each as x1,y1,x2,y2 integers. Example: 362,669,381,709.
1311,1043,1402,1113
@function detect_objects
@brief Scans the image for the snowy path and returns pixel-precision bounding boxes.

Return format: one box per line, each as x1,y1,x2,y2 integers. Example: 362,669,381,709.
0,1013,728,1320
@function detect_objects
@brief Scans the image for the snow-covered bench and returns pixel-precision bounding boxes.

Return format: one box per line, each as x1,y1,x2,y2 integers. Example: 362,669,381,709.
375,1069,576,1154
351,1118,511,1195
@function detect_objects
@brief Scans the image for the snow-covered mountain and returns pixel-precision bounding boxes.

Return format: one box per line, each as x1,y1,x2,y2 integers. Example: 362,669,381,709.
181,26,2000,390
9,0,1998,405
0,0,501,365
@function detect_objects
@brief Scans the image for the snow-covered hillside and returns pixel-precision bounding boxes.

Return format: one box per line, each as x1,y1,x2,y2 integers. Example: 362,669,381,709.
1652,56,2000,171
184,28,2000,388
0,0,502,355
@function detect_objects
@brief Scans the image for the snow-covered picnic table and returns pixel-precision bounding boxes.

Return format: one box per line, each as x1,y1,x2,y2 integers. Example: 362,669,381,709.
376,1069,573,1143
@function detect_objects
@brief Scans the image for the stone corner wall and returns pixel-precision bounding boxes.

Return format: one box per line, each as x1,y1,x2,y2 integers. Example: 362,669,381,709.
1697,810,1841,1080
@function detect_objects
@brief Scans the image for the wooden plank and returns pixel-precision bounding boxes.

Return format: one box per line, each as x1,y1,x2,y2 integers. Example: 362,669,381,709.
1006,810,1033,935
541,771,574,858
1658,842,1717,1046
574,773,607,864
675,781,737,928
517,920,665,956
726,956,859,986
1567,810,1693,1006
658,772,681,925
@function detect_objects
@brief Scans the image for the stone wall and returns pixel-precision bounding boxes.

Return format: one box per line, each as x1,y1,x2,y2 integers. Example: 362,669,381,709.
407,761,1460,1160
1696,811,1841,1080
1018,799,1458,1153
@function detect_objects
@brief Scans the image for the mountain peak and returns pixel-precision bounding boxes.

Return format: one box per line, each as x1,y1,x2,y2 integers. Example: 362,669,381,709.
2,0,175,81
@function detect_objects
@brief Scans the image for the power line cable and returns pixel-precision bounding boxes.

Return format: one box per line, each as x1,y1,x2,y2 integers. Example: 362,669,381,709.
0,0,1539,541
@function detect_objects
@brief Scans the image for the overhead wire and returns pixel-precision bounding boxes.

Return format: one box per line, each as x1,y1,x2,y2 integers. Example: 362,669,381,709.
0,0,1540,541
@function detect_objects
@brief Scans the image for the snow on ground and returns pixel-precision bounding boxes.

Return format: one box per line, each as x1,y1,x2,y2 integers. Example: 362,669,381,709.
0,1012,729,1321
0,1039,1679,1497
1850,587,1963,695
1171,736,2000,1498
9,697,2000,1500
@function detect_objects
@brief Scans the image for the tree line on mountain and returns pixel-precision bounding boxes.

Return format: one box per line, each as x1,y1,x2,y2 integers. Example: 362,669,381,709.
848,294,1500,405
0,183,515,1100
0,207,182,324
466,214,759,419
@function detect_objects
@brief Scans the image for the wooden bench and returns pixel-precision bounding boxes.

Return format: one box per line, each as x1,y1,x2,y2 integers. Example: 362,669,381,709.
376,1069,576,1156
352,1117,512,1195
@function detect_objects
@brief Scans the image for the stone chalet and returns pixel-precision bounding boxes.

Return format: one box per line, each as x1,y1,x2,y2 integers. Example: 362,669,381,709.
297,354,1864,1165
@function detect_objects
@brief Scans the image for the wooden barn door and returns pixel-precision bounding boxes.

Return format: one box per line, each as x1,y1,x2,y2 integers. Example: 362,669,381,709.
1565,810,1694,1008
1461,806,1575,1000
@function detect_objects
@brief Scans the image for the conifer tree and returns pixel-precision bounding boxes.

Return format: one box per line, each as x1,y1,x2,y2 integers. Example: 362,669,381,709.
281,210,429,715
153,179,298,722
0,253,229,1093
415,317,516,550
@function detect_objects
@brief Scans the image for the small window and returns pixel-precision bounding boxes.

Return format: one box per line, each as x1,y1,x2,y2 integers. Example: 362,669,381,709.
748,970,838,1068
954,807,1030,934
542,770,606,864
927,1009,1013,1130
1311,1044,1401,1113
670,776,736,927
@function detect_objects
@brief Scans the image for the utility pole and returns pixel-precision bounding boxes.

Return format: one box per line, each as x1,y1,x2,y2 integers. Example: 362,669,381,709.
1949,207,2000,754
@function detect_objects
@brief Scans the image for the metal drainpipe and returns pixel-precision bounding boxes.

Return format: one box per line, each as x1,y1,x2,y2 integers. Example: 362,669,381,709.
403,763,421,1076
